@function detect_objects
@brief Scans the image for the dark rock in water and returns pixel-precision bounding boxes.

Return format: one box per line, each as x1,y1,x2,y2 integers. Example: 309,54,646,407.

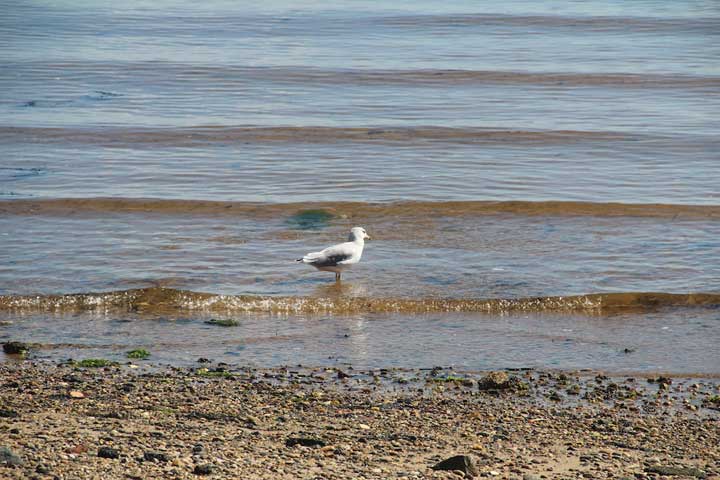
548,390,562,402
194,464,213,475
432,455,478,477
197,357,211,363
0,446,23,466
288,209,334,230
285,437,326,448
648,375,673,384
645,465,705,478
204,318,240,327
97,446,120,459
3,341,29,355
143,451,169,462
0,409,19,418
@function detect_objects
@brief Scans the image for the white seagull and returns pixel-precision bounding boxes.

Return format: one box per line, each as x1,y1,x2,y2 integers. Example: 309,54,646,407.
297,227,370,282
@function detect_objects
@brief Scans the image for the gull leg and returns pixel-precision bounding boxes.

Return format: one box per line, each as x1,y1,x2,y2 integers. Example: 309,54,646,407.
335,272,341,282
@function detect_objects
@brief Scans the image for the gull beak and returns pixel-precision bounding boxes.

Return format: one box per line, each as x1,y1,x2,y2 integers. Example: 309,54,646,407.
365,234,371,240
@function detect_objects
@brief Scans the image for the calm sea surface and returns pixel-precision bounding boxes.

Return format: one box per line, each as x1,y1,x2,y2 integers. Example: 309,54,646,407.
1,0,719,372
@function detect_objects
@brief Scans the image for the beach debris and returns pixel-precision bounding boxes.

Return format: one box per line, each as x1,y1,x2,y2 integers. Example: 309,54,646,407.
74,358,117,368
2,341,29,355
68,390,85,399
126,349,150,359
432,454,479,477
97,446,120,459
66,444,88,454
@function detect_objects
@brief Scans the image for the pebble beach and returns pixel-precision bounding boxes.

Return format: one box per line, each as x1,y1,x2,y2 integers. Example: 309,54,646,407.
1,360,718,479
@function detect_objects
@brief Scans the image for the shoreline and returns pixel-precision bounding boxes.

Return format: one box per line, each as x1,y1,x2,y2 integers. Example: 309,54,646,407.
1,361,718,479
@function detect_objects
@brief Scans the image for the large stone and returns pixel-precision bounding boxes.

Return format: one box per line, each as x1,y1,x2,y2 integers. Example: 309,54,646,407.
0,446,23,466
143,451,170,462
194,464,213,475
97,446,120,459
2,342,29,355
645,465,706,478
285,437,326,448
432,454,479,477
478,371,528,392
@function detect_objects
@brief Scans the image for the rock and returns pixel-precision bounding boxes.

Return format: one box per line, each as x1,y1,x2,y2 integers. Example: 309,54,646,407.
143,451,169,462
0,409,19,418
0,446,23,466
68,390,85,399
35,464,50,474
431,455,479,477
479,371,508,389
194,464,213,475
2,341,29,355
285,437,326,448
97,446,120,459
645,465,706,478
566,384,581,395
478,372,528,392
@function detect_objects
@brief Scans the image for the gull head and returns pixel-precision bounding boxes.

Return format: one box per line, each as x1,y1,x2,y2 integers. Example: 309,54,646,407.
349,226,370,242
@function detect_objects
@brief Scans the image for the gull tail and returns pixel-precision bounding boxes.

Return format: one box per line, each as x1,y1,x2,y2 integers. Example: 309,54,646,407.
299,252,323,264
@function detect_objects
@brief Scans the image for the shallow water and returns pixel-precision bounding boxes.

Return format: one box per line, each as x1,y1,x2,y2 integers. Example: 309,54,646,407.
2,308,718,374
1,0,719,372
1,205,718,297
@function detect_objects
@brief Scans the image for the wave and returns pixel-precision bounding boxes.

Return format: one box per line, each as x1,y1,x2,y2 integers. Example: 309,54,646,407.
2,198,719,219
0,126,640,147
11,63,720,88
1,287,718,315
380,13,720,34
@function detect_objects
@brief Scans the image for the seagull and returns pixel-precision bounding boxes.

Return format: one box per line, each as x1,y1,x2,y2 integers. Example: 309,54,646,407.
297,227,370,282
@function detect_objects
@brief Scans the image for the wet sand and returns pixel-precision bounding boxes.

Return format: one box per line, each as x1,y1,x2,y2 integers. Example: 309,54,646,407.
1,360,718,479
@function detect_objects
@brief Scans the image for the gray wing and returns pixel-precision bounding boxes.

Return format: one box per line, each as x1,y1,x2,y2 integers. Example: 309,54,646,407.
302,242,356,267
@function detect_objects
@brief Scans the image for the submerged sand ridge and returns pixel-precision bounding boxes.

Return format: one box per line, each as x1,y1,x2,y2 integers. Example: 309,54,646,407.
1,287,719,315
3,198,720,219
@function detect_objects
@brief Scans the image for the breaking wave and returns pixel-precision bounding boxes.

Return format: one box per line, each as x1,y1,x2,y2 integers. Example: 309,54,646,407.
1,288,718,315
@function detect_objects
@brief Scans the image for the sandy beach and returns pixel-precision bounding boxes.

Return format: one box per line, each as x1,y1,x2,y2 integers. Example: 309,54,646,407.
1,360,718,479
